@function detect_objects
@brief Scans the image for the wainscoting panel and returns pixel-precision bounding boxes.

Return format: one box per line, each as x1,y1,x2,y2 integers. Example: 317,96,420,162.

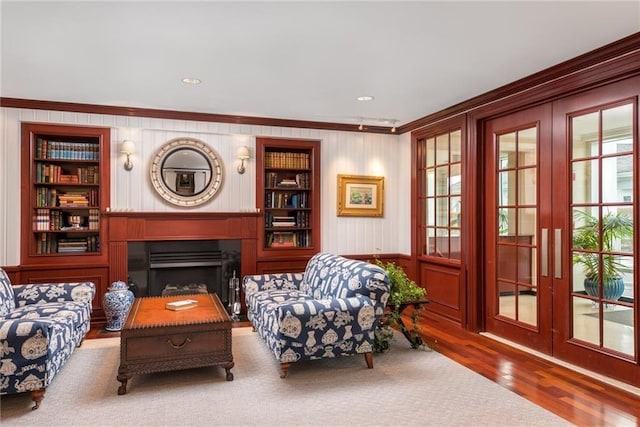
420,261,462,324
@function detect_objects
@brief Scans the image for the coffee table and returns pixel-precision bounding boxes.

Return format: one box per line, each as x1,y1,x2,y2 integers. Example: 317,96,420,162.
117,293,234,395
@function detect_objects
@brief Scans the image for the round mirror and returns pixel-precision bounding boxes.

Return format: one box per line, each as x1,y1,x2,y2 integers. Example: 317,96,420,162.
149,138,224,207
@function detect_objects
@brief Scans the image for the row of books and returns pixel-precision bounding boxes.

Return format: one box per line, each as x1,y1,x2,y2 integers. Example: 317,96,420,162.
265,172,310,189
58,193,90,207
35,234,100,254
265,191,309,209
36,138,100,161
265,152,310,169
35,163,99,184
267,231,311,248
33,208,100,231
265,212,310,228
36,188,99,207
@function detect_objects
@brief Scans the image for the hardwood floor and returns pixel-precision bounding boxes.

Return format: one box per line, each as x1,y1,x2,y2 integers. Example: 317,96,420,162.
89,312,640,426
409,309,640,426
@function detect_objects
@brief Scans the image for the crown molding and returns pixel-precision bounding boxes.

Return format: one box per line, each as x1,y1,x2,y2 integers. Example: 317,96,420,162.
0,97,396,135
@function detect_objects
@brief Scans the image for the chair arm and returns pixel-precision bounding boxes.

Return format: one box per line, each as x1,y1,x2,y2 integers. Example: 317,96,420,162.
13,282,96,307
243,273,304,296
0,318,53,365
277,295,382,336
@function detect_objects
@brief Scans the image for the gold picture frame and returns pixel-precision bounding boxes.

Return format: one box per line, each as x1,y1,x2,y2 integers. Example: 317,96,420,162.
337,174,384,217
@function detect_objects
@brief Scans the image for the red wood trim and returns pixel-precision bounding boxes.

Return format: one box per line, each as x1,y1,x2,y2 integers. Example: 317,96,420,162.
0,97,395,135
399,32,640,134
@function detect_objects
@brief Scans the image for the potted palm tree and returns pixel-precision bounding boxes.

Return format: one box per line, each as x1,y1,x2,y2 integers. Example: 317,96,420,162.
572,209,633,301
373,258,428,352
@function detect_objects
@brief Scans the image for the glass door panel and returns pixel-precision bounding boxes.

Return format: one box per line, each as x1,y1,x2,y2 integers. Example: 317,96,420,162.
495,126,539,327
569,102,635,358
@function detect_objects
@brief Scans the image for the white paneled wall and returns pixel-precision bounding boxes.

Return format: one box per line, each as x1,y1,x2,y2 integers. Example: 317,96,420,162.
0,107,411,266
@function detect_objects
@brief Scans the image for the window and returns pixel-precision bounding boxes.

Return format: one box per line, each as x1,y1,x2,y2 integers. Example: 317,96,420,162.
417,128,462,260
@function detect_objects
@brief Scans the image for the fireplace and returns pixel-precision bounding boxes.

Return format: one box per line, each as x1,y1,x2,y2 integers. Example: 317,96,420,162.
127,239,241,307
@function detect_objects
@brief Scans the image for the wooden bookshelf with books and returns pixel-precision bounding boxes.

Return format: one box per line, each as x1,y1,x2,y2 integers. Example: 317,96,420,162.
20,123,110,266
256,138,320,260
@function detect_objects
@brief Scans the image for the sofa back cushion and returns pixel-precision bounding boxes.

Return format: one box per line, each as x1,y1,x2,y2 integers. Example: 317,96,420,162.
0,268,16,317
302,253,389,306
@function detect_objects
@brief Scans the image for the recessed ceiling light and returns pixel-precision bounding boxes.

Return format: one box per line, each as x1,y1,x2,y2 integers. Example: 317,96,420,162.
357,95,374,102
182,77,202,85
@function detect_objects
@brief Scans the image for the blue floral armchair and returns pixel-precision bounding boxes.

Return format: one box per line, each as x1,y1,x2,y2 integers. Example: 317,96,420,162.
0,268,95,409
243,253,390,378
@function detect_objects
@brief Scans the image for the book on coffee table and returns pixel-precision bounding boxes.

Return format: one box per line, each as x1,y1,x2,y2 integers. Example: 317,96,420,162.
165,299,199,311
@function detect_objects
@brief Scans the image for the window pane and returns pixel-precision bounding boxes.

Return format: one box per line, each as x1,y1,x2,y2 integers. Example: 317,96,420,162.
602,155,633,204
572,159,599,204
497,244,517,281
425,138,435,167
435,134,449,165
572,112,599,159
518,127,537,167
518,167,536,205
436,197,448,226
450,163,461,195
436,228,449,257
498,132,516,169
450,229,461,261
426,198,435,226
603,304,634,357
498,171,516,206
498,207,515,237
572,296,599,346
602,104,633,155
450,130,462,162
426,169,435,196
518,207,536,244
435,166,449,196
450,196,461,228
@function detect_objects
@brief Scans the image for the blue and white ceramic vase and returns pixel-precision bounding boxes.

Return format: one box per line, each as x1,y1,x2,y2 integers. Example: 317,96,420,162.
103,280,135,331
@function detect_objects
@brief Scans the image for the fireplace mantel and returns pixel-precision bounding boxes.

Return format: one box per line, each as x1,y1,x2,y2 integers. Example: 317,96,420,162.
106,211,260,284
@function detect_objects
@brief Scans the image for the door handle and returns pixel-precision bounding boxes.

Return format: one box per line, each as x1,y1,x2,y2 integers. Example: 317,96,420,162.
554,228,562,279
541,228,548,277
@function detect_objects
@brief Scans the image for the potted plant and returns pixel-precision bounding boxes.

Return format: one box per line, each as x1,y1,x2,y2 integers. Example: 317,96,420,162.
572,209,633,301
373,258,428,352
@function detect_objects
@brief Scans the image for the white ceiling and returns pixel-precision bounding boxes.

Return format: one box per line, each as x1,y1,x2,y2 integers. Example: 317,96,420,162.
2,1,639,128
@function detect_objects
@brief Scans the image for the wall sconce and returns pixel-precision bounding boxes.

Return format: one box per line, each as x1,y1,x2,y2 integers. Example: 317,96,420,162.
120,140,135,171
237,146,250,174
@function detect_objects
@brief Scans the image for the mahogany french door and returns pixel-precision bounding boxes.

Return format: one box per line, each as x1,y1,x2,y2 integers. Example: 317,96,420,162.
484,104,553,354
484,77,639,383
551,79,637,378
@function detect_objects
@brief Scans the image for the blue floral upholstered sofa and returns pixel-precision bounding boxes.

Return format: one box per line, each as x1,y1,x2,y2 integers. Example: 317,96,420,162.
0,268,95,409
243,252,390,378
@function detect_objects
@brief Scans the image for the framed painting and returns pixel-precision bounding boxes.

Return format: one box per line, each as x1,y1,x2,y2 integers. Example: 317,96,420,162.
337,174,384,217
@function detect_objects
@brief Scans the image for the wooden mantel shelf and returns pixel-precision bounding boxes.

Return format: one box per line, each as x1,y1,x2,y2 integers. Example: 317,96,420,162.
106,211,260,285
104,211,262,218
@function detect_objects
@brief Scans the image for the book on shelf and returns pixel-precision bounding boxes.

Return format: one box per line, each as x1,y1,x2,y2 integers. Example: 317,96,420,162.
277,179,298,187
165,299,199,311
270,231,297,247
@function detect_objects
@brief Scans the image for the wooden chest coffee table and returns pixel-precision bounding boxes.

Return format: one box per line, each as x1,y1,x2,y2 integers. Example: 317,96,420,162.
117,293,234,395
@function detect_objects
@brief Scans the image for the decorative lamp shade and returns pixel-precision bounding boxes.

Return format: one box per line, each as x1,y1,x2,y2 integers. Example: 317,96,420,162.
120,140,135,154
237,146,250,160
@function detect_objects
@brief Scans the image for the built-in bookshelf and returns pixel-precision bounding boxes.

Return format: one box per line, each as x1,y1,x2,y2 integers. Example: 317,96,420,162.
21,123,110,265
256,138,320,257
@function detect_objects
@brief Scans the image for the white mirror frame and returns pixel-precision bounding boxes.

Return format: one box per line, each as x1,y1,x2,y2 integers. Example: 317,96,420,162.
149,137,224,207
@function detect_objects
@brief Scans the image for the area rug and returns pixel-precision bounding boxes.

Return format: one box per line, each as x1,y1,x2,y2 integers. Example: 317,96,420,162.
1,328,569,426
585,308,633,327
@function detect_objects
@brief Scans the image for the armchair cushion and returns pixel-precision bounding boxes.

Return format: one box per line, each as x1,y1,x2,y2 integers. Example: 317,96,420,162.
0,269,95,409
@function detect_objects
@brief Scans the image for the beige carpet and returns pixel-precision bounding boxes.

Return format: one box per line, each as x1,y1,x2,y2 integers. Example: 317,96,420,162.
1,328,569,426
